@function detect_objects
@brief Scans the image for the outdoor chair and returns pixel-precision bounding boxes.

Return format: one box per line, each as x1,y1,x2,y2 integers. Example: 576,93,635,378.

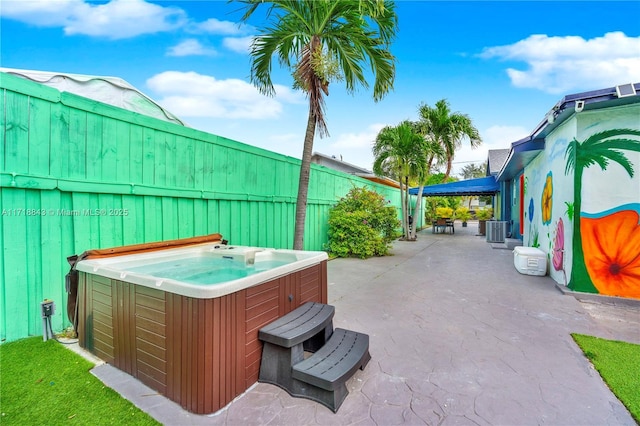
433,218,454,234
446,219,455,234
434,218,447,234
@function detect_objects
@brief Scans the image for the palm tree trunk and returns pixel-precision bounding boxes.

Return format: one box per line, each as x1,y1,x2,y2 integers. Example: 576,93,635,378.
399,178,406,238
404,176,410,238
293,109,317,250
411,185,424,239
568,167,597,292
443,157,453,181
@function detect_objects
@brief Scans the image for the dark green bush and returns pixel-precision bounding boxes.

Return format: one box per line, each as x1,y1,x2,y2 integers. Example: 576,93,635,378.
326,187,400,258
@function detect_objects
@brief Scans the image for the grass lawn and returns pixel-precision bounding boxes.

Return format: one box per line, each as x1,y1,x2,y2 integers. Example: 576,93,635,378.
0,337,159,425
572,333,640,423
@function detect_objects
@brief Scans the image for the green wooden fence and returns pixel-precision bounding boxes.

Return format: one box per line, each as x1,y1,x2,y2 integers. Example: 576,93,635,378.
0,72,402,342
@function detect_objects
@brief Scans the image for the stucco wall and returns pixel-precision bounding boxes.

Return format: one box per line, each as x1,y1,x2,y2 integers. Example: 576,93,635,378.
524,117,576,286
524,103,640,298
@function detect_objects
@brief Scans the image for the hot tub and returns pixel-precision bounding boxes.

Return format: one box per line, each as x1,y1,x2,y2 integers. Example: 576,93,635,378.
74,239,328,414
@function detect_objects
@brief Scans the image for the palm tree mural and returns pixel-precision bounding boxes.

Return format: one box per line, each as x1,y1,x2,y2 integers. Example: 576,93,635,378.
237,0,398,250
564,128,640,295
418,99,482,181
373,121,427,240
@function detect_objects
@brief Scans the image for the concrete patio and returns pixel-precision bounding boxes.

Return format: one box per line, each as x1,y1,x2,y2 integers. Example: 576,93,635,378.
88,222,640,425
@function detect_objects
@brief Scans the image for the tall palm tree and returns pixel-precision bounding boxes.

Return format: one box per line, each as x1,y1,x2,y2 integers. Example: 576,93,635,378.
373,121,427,240
564,128,640,292
418,99,482,181
408,121,445,238
237,0,398,250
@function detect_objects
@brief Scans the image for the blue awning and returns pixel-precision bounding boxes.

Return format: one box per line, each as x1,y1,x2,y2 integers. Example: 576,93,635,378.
409,176,500,197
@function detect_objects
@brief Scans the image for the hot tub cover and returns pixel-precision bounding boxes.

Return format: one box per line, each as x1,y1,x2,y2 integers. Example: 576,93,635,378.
65,234,225,331
1,67,186,126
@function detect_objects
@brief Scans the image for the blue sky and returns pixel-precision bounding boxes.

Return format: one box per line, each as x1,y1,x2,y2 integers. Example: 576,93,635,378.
2,1,639,177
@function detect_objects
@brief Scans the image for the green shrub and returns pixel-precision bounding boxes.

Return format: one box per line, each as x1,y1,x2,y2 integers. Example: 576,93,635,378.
424,196,461,222
476,207,493,220
454,207,471,222
327,187,400,258
436,207,453,218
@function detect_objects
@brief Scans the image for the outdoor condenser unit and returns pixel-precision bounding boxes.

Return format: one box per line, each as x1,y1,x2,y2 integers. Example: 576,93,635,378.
486,221,507,243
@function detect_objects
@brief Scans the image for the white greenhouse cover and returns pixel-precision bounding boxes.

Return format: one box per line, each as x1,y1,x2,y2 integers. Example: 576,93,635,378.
1,67,186,126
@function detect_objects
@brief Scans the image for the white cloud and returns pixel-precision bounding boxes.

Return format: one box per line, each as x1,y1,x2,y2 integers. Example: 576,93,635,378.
330,123,386,149
2,0,187,39
481,32,640,94
167,39,217,57
315,123,387,170
324,122,523,173
1,0,80,27
451,125,529,176
482,125,530,146
223,36,255,54
146,71,303,120
191,18,252,35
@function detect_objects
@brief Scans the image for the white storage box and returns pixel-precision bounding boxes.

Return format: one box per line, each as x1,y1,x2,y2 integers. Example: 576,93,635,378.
513,246,547,276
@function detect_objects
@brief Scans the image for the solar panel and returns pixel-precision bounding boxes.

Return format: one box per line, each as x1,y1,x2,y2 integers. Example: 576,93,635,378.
616,83,637,98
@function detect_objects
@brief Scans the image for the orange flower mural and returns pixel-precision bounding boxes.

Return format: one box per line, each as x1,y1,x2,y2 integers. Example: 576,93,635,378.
581,210,640,298
541,172,553,225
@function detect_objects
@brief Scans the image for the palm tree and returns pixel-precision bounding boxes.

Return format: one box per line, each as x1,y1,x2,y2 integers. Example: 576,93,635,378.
418,99,482,181
373,121,427,240
408,121,445,238
460,163,486,179
564,128,640,292
237,0,398,250
460,162,486,209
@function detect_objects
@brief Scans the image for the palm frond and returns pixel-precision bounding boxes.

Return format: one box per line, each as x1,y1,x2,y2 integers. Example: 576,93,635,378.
581,128,640,148
604,149,635,176
372,121,429,182
570,129,640,177
590,137,640,153
416,98,481,178
238,0,397,138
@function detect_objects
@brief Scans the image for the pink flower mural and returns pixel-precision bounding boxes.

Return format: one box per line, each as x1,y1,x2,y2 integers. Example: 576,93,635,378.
552,218,564,271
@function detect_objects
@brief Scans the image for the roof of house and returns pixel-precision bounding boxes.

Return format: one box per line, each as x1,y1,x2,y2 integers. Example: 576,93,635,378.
0,67,186,126
311,152,371,174
311,152,400,189
497,82,640,181
486,149,510,176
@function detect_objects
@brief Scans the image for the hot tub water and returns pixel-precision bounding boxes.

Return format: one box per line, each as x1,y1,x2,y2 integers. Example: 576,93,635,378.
128,256,291,285
76,243,327,298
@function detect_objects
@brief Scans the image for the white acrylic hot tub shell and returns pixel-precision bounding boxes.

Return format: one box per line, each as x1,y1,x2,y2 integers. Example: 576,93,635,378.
76,244,328,299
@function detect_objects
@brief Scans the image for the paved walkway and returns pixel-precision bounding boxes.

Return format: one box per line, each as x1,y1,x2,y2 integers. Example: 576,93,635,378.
90,223,640,425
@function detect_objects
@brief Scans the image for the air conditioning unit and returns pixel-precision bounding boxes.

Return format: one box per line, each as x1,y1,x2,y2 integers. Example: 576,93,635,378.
486,221,507,243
